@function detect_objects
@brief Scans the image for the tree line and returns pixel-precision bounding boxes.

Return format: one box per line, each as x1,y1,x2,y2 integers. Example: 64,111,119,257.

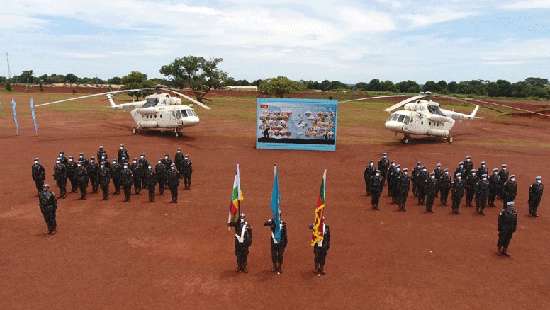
2,56,549,100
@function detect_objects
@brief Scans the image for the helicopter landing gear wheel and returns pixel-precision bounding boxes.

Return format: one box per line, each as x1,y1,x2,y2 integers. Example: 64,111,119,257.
132,127,138,135
402,136,410,144
448,136,453,144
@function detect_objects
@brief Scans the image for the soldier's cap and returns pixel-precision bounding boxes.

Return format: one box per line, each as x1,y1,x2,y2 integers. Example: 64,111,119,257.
112,160,117,163
422,167,427,171
59,151,64,154
382,152,387,156
79,152,84,155
184,154,189,157
375,169,380,173
177,147,182,151
240,213,246,218
481,161,486,164
536,176,542,180
455,173,461,176
99,145,104,148
120,143,124,146
56,159,60,163
417,161,421,165
158,160,162,163
68,155,73,158
396,164,401,167
492,168,499,171
466,155,471,159
510,174,516,178
403,168,408,171
77,163,82,166
444,168,448,171
91,156,95,159
459,161,464,165
507,201,515,207
43,184,50,189
148,165,152,169
34,157,39,160
501,163,507,167
171,163,176,166
482,174,488,178
436,162,441,166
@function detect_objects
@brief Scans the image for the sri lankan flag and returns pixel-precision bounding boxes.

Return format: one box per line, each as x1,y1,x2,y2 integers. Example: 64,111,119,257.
311,169,327,246
227,164,244,224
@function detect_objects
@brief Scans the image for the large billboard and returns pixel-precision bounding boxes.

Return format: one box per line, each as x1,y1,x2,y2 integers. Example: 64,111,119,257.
256,98,338,151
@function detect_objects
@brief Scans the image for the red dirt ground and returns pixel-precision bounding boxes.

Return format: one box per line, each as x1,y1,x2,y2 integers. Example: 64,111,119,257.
1,94,549,310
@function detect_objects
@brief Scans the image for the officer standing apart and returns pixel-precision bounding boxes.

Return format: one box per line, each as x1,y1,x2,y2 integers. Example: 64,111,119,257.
229,214,253,273
32,157,46,194
99,163,111,200
310,217,330,276
378,153,390,185
167,163,180,203
53,159,68,199
528,176,544,217
175,148,185,178
38,184,58,235
264,217,288,274
370,170,383,210
497,202,518,257
182,154,193,190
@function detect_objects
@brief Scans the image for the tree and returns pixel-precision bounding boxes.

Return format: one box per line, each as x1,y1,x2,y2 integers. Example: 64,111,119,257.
448,81,458,93
5,81,12,91
65,73,78,86
396,80,420,93
258,76,305,97
108,76,122,85
422,80,438,92
367,79,382,91
159,56,227,102
354,82,368,91
20,70,34,84
319,80,332,91
381,80,396,92
436,80,448,93
121,71,154,100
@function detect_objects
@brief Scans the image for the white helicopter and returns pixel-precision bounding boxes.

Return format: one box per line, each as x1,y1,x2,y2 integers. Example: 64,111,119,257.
349,92,479,144
37,87,211,137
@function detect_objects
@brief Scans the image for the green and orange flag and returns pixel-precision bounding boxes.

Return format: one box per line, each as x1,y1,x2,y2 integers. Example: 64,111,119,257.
311,169,327,246
227,164,244,224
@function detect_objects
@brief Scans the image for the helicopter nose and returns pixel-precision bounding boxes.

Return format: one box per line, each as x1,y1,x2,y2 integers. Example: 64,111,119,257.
181,116,200,126
385,120,403,132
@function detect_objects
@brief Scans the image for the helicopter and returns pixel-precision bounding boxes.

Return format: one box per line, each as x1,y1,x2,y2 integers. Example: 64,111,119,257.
37,87,211,137
349,92,479,144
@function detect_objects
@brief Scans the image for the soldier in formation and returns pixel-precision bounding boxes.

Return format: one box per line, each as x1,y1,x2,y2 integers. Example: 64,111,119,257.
528,176,544,217
38,184,58,235
264,217,288,274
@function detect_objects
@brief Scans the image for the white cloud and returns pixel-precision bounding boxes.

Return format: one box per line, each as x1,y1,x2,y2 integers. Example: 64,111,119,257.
501,0,550,9
403,9,477,27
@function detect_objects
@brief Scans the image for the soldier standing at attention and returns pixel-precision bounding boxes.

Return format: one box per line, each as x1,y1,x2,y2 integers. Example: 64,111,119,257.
229,214,253,273
488,168,500,208
167,163,180,203
377,153,390,185
53,159,68,199
264,217,288,274
38,184,58,235
364,161,375,196
475,174,490,215
370,170,383,210
309,217,330,276
144,165,157,202
155,159,167,195
66,156,78,193
528,176,544,217
99,163,111,201
117,144,129,163
398,168,410,212
120,163,133,202
111,159,122,195
32,157,46,194
498,202,518,257
451,174,465,214
175,148,185,178
182,154,193,190
439,169,451,206
87,157,100,193
425,173,437,213
76,162,89,200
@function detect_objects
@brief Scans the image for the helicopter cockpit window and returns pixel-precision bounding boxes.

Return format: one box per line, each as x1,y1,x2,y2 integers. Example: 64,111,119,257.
428,105,444,115
391,114,398,121
397,115,406,123
143,97,159,108
403,116,411,124
180,110,188,117
173,111,181,119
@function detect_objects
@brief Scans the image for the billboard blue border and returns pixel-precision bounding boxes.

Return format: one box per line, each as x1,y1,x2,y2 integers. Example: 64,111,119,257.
256,98,338,152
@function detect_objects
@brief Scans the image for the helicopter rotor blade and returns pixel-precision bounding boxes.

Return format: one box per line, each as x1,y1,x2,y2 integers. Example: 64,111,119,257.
36,89,148,107
163,87,211,110
341,95,407,103
384,94,427,113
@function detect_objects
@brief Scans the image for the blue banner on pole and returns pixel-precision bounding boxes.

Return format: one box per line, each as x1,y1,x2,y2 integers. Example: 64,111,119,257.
11,99,19,135
270,165,281,241
30,97,39,135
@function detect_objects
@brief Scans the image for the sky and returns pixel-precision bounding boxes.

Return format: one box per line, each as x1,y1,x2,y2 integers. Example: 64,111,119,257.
2,0,550,83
